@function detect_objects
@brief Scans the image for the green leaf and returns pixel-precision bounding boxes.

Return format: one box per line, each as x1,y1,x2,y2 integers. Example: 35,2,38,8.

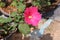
0,17,12,23
17,2,26,13
10,1,17,7
18,23,30,35
14,14,21,22
16,15,21,20
3,26,8,31
8,26,13,31
11,23,17,30
20,0,24,2
0,17,6,23
10,12,17,17
15,19,19,22
0,2,5,7
19,20,24,23
5,17,12,23
47,2,51,5
0,27,2,30
32,1,40,6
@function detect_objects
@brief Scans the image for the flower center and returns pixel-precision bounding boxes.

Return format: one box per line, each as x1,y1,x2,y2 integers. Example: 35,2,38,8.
29,16,32,19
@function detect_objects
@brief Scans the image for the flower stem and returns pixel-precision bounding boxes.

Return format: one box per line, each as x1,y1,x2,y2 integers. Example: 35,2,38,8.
22,34,25,40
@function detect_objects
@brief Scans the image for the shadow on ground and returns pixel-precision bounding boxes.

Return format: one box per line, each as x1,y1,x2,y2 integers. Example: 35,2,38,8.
40,33,53,40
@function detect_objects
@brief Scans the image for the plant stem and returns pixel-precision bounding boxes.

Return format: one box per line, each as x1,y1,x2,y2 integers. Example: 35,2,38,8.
22,34,25,40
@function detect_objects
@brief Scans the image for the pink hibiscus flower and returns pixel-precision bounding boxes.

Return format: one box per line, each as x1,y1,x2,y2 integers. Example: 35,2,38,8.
24,6,42,26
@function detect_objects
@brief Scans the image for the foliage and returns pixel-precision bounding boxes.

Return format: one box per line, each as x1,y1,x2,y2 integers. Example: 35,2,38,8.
0,17,12,23
0,2,5,7
18,23,30,35
10,0,26,13
32,0,51,6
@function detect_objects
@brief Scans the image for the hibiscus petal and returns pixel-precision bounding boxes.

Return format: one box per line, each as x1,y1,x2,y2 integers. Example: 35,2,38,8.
24,6,42,26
